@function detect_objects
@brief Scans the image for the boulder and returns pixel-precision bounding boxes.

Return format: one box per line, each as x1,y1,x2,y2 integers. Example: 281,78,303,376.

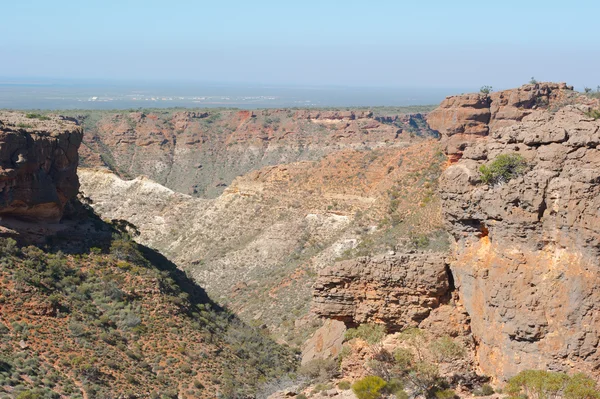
302,319,346,365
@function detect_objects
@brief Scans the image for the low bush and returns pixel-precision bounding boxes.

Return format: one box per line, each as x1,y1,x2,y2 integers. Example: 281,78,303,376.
386,378,407,398
506,370,600,399
338,380,351,390
352,376,387,399
429,336,466,362
479,153,527,185
473,383,495,396
345,324,387,345
298,359,338,383
585,109,600,120
435,389,458,399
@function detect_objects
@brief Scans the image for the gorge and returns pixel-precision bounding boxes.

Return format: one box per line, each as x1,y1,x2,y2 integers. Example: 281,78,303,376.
0,83,599,398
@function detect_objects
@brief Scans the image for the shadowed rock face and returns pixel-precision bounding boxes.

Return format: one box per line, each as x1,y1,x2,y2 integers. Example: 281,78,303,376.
438,84,600,379
0,112,83,222
312,253,451,330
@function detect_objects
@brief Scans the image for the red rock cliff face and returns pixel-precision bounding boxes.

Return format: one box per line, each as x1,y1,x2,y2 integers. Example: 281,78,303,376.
80,109,434,198
428,83,576,160
312,253,451,330
437,84,600,380
0,112,83,222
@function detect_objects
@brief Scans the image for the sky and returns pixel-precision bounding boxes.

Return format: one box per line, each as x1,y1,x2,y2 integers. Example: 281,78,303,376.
1,0,599,90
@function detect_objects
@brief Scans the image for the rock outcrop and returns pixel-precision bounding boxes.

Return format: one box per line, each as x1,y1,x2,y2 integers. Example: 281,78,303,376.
301,319,347,365
437,84,600,379
428,83,577,160
312,253,451,330
0,112,82,222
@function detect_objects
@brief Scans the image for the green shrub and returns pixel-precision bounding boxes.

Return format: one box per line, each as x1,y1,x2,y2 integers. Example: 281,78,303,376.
25,113,50,120
473,384,495,396
16,391,42,399
386,378,407,398
480,86,493,94
564,373,600,399
479,153,527,185
338,380,351,390
506,370,572,399
393,348,414,373
585,109,600,120
298,359,338,383
352,376,387,399
429,336,466,362
312,383,332,393
345,324,387,345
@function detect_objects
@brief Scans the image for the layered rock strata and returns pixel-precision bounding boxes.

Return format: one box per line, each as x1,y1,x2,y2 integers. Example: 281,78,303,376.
0,112,82,221
312,253,451,330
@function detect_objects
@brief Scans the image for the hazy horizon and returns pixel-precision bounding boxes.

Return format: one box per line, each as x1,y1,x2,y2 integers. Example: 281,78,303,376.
0,78,466,110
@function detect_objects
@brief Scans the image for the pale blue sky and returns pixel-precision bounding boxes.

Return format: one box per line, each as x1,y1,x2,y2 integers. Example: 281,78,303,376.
2,0,598,90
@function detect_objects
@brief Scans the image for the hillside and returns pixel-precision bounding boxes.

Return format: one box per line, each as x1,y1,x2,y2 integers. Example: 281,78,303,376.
0,112,296,399
79,139,448,347
69,107,435,198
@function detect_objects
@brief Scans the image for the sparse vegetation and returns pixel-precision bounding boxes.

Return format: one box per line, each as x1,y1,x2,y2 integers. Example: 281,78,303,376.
506,370,600,399
479,153,527,185
345,328,469,399
585,109,600,120
429,335,466,362
352,375,388,399
480,86,493,94
473,383,495,396
25,113,50,120
345,324,387,345
299,359,339,383
0,211,297,399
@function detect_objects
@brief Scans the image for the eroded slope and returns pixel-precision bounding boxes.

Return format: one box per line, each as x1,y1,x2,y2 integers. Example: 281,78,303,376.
79,140,447,346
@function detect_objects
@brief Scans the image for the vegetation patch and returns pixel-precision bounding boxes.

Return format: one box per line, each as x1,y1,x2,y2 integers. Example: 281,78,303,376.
585,108,600,120
352,375,388,399
479,153,527,185
345,324,387,345
506,370,600,399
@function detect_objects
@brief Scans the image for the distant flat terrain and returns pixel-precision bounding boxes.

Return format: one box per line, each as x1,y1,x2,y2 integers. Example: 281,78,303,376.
0,79,456,109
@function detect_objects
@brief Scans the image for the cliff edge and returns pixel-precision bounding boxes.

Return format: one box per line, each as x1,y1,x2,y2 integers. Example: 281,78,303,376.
0,112,82,222
436,83,600,379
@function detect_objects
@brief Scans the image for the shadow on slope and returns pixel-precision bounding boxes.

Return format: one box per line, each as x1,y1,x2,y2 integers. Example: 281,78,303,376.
0,196,297,398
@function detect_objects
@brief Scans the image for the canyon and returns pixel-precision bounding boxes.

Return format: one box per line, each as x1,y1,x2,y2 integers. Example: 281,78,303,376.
1,83,599,398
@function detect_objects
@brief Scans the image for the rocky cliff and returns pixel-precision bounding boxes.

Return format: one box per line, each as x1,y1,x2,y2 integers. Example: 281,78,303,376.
312,253,450,330
0,112,82,222
436,83,600,379
307,84,600,383
77,107,434,198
